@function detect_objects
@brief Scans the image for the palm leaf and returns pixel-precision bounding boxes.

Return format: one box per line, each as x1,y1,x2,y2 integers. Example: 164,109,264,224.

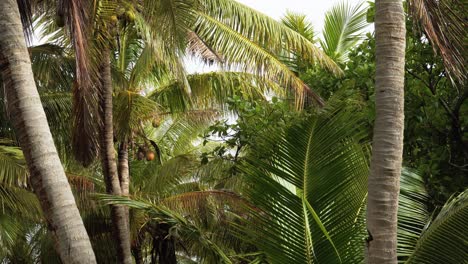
408,0,466,84
199,0,341,74
237,107,369,263
0,145,28,187
113,90,160,141
193,13,322,107
281,12,316,43
321,1,368,63
150,71,282,112
405,190,468,263
397,168,431,262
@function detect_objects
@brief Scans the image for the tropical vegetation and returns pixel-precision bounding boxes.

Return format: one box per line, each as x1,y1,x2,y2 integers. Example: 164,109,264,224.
0,0,466,263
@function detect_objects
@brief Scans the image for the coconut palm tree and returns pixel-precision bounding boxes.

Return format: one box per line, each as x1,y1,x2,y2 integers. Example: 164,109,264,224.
0,1,96,263
366,0,406,262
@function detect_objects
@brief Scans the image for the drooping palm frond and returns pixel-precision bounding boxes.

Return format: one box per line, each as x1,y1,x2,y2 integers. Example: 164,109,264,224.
130,154,200,197
321,1,368,63
237,108,369,263
29,44,75,92
281,12,316,43
0,144,28,187
187,31,224,64
113,90,160,141
148,111,218,157
132,7,191,93
408,0,466,84
39,92,74,159
192,13,322,107
199,0,341,74
397,168,431,262
97,194,237,263
405,189,468,263
150,71,283,112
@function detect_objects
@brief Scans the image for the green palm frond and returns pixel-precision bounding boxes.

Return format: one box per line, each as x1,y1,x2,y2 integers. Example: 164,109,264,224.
97,194,235,263
193,13,322,107
321,1,368,63
0,186,40,218
199,0,340,74
130,154,200,196
29,44,75,92
237,108,369,263
281,12,315,43
405,190,468,264
150,71,283,112
397,168,431,262
113,90,160,141
40,92,74,160
147,112,217,157
0,145,28,187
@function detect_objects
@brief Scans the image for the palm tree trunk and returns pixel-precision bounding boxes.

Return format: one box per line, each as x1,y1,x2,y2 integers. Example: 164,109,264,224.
118,140,131,243
118,140,130,195
0,1,96,263
99,48,132,264
366,0,406,263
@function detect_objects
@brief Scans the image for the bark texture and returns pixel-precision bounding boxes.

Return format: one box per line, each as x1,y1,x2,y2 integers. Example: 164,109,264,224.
0,0,96,263
118,140,130,196
99,49,132,264
366,0,406,263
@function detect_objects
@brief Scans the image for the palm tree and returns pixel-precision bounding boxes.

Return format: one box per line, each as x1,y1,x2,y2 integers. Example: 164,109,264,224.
0,0,96,263
366,0,406,262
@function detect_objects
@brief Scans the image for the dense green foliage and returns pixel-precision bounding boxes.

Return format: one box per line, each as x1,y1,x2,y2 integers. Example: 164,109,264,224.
300,30,467,208
0,0,466,263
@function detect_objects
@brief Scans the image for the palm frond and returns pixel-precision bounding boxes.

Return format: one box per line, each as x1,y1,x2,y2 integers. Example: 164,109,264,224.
187,31,223,64
193,13,322,107
408,0,466,84
130,154,200,196
199,0,341,74
150,71,284,112
281,12,315,43
0,145,28,187
29,44,75,92
97,194,235,263
113,90,160,141
321,1,368,63
397,168,431,262
406,189,468,263
237,108,369,263
147,112,217,157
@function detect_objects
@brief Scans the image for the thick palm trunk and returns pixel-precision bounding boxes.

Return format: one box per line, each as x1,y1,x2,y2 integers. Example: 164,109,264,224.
366,0,406,263
99,49,132,264
0,1,96,263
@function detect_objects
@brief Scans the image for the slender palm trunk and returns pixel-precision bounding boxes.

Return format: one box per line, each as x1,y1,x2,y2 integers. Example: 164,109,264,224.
366,0,406,263
118,140,131,242
99,48,132,264
118,140,130,195
0,0,96,263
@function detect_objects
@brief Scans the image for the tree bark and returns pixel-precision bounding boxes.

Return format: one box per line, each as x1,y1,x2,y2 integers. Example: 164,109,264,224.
118,140,131,243
99,48,132,264
0,0,96,263
118,140,130,196
366,0,406,263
